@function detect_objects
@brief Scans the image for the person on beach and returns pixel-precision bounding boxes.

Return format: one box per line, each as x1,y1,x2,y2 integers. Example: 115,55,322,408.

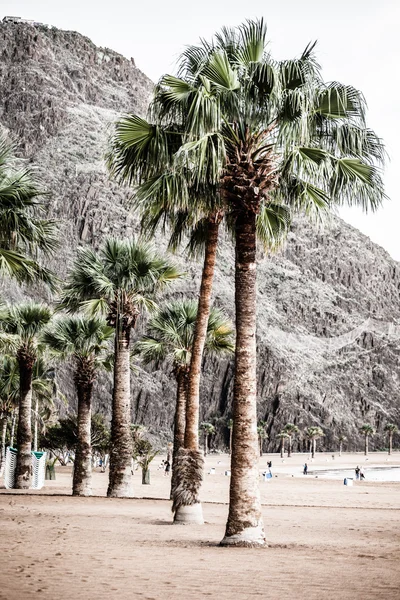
360,468,365,480
303,463,308,475
164,460,171,477
355,466,360,480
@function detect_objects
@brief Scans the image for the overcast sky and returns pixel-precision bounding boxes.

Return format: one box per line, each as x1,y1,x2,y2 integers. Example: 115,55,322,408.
3,0,400,259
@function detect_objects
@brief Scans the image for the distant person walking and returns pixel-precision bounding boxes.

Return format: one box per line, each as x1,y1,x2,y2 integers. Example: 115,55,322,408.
303,463,308,475
355,466,360,480
164,460,171,477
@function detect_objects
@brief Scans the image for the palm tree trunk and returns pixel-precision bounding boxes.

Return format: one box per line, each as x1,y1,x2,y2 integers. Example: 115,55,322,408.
171,367,188,499
15,354,34,489
280,438,284,458
312,438,316,459
259,436,262,457
73,366,93,496
173,216,220,525
339,441,342,456
10,409,16,447
33,398,38,452
288,437,292,458
0,417,7,476
229,428,232,455
204,433,208,456
388,433,392,455
107,327,133,498
221,211,265,547
365,435,368,456
185,215,221,451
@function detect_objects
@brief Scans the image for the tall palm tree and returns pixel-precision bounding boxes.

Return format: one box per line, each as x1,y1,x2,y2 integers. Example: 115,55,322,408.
306,426,324,458
360,424,375,456
277,431,289,458
338,433,347,456
0,133,58,287
110,19,386,545
43,317,113,495
283,423,299,458
257,421,268,456
200,422,216,456
0,302,52,488
384,424,398,455
59,238,181,498
134,299,233,520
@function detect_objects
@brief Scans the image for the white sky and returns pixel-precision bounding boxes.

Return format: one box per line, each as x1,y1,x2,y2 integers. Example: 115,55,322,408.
2,0,400,259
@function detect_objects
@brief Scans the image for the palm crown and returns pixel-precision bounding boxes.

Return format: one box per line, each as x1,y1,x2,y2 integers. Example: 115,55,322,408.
0,302,52,358
59,238,182,330
134,299,234,368
0,134,59,287
108,18,385,236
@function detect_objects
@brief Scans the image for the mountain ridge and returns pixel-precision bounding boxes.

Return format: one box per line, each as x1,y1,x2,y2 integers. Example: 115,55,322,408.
1,20,399,451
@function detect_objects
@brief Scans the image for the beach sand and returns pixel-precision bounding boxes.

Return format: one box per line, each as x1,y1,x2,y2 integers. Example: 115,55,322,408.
1,452,399,599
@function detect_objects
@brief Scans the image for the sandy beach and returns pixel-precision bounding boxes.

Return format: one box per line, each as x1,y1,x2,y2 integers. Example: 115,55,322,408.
1,452,399,600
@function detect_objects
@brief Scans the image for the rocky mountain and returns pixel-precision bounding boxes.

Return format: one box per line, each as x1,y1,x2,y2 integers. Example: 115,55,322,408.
1,20,399,452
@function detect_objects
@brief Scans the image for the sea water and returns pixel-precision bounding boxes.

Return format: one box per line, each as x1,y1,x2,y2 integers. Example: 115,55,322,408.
309,466,400,482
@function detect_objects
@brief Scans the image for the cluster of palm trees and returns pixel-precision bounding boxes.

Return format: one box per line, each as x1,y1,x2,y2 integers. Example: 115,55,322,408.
0,18,391,547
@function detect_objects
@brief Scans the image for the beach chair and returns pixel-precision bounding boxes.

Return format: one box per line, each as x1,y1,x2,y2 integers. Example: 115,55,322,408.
4,447,17,489
4,447,47,490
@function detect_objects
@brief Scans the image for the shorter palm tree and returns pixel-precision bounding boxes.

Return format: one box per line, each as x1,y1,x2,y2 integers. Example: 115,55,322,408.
360,424,375,456
0,302,52,488
306,426,324,458
277,431,289,458
384,423,397,455
43,317,113,496
134,299,233,517
283,423,299,458
257,421,268,457
200,422,216,456
59,237,181,498
0,356,19,475
338,434,347,457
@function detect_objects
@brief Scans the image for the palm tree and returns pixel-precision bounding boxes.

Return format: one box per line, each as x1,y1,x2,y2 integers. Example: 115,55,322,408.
0,133,58,287
110,19,386,545
277,431,289,458
306,426,324,458
43,317,113,495
0,302,52,488
59,237,181,498
200,422,216,456
338,433,347,456
257,421,268,456
283,423,299,458
384,424,398,455
360,424,375,456
134,299,233,519
30,356,59,453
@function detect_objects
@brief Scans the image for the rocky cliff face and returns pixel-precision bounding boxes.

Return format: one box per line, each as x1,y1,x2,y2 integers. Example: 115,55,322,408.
1,21,399,451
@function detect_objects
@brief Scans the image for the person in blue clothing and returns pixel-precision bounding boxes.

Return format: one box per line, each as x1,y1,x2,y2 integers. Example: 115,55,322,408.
303,463,308,475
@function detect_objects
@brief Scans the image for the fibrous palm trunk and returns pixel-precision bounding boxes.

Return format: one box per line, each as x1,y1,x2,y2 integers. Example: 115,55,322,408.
229,428,232,455
15,352,34,489
280,438,285,458
288,438,292,458
170,367,188,499
173,217,220,524
107,327,133,498
388,434,392,455
33,398,38,452
339,442,342,456
73,361,94,496
10,409,16,447
221,211,265,547
312,438,316,459
365,436,369,456
259,436,263,457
